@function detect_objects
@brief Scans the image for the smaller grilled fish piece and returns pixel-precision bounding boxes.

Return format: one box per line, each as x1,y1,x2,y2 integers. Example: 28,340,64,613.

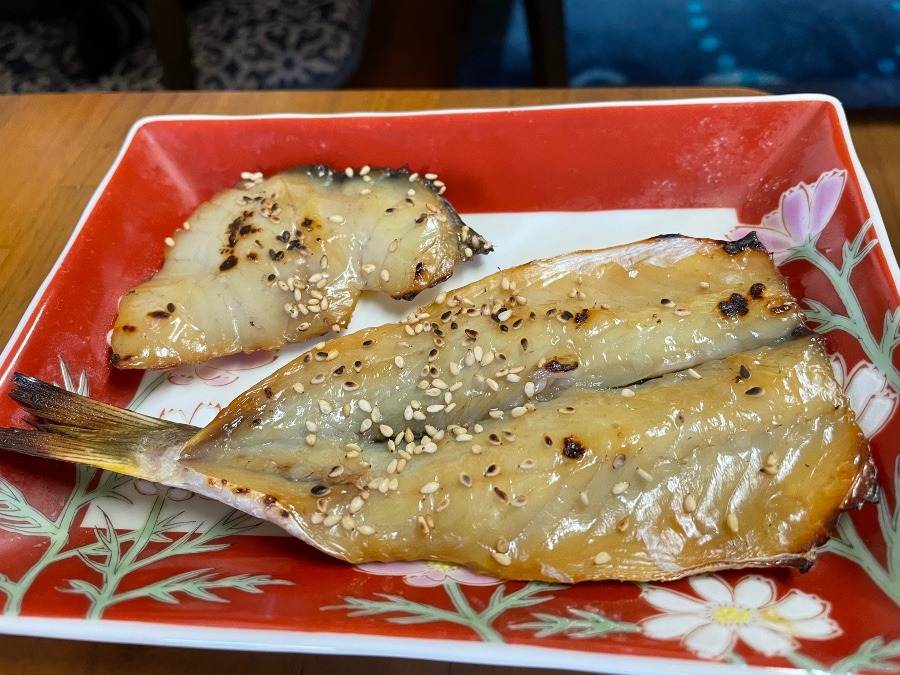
0,336,873,582
110,165,491,370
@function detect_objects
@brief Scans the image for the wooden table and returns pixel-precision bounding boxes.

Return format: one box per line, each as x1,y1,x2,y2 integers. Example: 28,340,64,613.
0,88,897,674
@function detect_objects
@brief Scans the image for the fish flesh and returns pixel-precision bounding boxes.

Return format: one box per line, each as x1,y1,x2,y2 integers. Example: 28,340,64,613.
0,234,874,582
110,165,491,370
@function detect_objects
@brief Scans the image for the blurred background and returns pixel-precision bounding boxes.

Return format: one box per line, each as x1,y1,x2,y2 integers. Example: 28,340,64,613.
0,0,898,108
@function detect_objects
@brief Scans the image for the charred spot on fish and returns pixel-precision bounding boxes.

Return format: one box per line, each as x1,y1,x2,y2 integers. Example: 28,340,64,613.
247,251,258,261
264,386,273,399
263,495,278,507
109,353,120,365
543,435,553,446
574,309,590,326
749,283,766,299
121,325,137,333
268,249,284,262
300,217,315,229
251,418,262,426
562,436,586,460
770,302,795,315
414,262,425,279
650,233,684,240
722,232,766,255
542,357,579,373
147,310,172,319
280,509,290,518
797,559,815,573
718,293,749,318
233,486,249,494
219,255,238,272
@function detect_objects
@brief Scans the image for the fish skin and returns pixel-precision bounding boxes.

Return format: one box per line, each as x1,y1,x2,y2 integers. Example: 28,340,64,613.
188,235,806,454
0,235,874,582
110,165,491,370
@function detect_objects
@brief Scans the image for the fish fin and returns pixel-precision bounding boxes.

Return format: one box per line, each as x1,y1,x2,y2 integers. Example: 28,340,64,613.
0,373,198,476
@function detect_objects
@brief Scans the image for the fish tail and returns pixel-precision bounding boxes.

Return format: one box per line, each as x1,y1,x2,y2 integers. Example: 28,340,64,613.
0,373,198,476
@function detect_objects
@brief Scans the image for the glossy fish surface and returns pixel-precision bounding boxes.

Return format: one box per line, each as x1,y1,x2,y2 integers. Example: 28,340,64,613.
110,165,491,370
0,235,874,582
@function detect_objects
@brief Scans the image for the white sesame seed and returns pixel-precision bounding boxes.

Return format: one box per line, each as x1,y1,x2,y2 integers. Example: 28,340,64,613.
359,399,372,413
305,420,318,433
593,551,611,565
612,482,629,495
379,424,394,437
357,525,375,535
344,167,354,177
579,491,590,506
420,481,440,495
621,388,636,398
349,496,365,514
491,551,512,566
687,368,702,379
727,512,739,533
394,356,405,369
165,237,175,247
360,165,371,175
360,418,372,432
328,214,345,224
318,400,333,414
510,406,527,418
636,467,653,481
292,382,305,394
341,515,356,531
683,493,697,513
322,514,341,527
305,433,316,447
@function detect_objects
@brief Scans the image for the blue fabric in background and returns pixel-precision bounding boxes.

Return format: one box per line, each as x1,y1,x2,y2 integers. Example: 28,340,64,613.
459,0,900,108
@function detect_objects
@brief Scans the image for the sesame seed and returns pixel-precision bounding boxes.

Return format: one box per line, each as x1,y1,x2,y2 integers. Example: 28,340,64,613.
683,494,697,513
305,433,317,447
612,454,627,469
360,418,373,432
616,516,631,533
518,459,536,470
341,515,356,531
328,215,345,224
344,167,354,177
292,383,305,394
674,308,692,317
359,399,373,413
485,378,499,392
699,281,710,289
636,467,653,482
311,512,325,524
358,525,375,535
459,473,472,487
611,482,629,495
322,514,341,527
318,400,333,414
386,458,398,474
491,551,512,566
727,512,740,533
416,515,430,534
311,373,326,385
739,365,751,379
165,237,175,247
510,406,527,418
305,420,318,433
349,496,365,514
484,464,500,477
379,424,394,437
579,491,589,506
558,406,576,414
621,388,636,398
380,269,390,282
687,368,702,379
745,386,764,396
420,481,441,495
593,551,611,565
660,298,675,307
360,165,371,175
328,465,344,477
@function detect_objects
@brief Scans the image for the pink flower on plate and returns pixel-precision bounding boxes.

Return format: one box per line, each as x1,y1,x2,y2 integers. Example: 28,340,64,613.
731,169,847,262
356,561,500,587
159,402,222,427
640,574,840,660
831,353,898,438
167,350,278,386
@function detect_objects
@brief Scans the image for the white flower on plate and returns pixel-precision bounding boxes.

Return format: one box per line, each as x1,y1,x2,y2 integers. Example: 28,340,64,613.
830,353,898,438
640,574,840,660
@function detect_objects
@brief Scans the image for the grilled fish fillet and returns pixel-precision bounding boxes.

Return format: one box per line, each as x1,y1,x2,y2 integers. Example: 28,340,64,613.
110,165,491,370
0,234,874,582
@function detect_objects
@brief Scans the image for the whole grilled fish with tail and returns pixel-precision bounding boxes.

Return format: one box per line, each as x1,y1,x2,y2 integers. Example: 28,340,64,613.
0,234,876,582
